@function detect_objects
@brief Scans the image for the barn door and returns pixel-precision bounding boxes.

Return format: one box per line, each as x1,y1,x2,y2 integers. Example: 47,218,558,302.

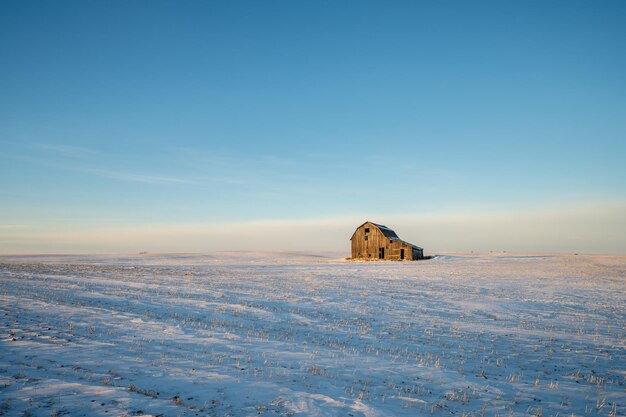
400,249,404,260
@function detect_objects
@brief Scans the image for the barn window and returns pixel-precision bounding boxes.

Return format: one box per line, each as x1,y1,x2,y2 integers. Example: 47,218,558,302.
390,240,393,244
364,236,368,241
364,228,370,233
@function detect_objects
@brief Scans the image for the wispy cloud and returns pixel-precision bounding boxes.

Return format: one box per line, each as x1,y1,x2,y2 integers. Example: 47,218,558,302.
34,143,98,158
1,153,198,186
81,168,199,185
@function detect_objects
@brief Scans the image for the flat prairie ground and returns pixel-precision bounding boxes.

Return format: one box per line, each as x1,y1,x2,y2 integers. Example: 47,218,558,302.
0,252,624,417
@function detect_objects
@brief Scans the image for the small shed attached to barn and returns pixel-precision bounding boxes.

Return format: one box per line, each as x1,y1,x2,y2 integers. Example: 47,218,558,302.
350,221,424,260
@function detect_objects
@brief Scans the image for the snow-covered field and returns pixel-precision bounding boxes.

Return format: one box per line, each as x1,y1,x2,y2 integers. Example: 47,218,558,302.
0,252,624,417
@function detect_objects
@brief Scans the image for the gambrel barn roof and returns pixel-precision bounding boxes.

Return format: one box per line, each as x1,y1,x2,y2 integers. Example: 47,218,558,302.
350,221,423,250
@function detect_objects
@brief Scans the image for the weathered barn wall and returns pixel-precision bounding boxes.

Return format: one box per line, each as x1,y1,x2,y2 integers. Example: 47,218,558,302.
351,222,421,260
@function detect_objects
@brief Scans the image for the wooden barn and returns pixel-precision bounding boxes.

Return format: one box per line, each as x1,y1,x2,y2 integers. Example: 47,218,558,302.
350,221,424,260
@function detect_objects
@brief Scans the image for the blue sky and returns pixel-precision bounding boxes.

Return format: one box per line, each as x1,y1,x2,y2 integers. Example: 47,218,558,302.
1,1,625,253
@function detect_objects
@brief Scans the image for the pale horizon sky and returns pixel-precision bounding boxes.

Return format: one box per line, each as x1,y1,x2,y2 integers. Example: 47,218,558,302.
1,1,625,254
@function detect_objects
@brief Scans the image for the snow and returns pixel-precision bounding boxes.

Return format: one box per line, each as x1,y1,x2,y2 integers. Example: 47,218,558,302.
0,252,624,417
